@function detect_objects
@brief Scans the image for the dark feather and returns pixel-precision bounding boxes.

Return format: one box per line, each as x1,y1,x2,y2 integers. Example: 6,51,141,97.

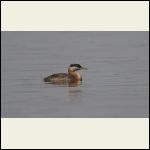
70,64,82,68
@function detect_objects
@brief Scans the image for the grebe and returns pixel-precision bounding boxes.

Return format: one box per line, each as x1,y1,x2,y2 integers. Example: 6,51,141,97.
43,64,87,83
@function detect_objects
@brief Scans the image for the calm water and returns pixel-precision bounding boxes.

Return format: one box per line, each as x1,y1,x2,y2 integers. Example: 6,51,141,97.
1,32,149,118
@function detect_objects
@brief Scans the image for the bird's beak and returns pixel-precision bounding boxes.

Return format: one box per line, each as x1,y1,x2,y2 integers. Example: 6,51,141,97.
80,66,88,70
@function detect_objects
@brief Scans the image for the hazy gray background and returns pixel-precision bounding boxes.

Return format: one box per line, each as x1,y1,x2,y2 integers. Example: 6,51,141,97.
1,32,149,118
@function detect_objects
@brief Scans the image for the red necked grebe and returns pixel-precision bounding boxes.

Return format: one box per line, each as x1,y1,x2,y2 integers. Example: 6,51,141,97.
43,64,87,83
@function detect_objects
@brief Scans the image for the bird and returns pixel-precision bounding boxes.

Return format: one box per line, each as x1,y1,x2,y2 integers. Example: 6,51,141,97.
43,64,87,84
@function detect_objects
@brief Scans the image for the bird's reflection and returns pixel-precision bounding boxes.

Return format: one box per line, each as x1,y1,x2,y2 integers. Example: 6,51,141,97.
67,81,83,103
44,80,82,87
44,80,83,103
68,80,82,87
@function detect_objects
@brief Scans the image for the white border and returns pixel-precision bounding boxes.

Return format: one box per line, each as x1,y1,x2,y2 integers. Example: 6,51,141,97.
1,118,149,149
1,1,149,31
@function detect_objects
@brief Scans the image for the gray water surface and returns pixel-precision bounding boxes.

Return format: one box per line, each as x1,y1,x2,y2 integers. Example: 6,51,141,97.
1,32,149,117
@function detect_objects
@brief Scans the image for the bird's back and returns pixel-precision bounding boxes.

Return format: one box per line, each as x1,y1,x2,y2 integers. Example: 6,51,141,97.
43,73,69,83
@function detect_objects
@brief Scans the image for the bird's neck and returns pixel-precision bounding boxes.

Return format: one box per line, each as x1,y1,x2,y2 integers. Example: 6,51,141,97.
68,68,81,81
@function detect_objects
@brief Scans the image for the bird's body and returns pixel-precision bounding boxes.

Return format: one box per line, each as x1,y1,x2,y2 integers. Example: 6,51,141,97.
44,73,69,83
43,64,87,84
